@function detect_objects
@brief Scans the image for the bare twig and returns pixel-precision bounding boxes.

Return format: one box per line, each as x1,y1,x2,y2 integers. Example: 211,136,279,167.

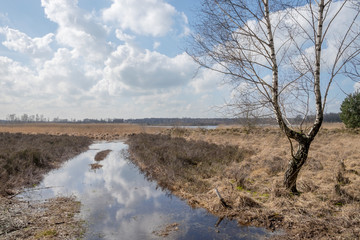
214,187,232,208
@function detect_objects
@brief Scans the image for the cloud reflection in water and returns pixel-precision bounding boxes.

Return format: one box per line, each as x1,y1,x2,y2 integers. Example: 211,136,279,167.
21,141,270,240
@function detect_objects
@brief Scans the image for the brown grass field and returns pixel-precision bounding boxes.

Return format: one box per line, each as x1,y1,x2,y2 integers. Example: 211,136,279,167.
0,123,164,141
0,122,359,239
128,123,360,239
0,133,91,196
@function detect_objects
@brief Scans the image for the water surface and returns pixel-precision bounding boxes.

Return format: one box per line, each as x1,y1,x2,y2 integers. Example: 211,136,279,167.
20,141,272,239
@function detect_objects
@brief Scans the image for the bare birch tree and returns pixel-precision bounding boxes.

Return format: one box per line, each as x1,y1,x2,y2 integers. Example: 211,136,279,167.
190,0,360,193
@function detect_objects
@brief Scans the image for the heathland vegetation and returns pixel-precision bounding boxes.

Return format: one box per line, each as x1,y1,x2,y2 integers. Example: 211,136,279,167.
0,123,359,239
127,125,360,239
0,133,91,196
0,132,91,239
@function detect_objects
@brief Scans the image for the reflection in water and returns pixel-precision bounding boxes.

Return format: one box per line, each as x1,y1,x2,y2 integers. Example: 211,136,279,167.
20,141,271,239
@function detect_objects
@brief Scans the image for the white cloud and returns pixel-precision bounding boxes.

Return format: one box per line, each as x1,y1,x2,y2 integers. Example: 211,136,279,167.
41,0,111,62
215,1,360,116
228,1,360,75
153,41,160,50
95,46,196,95
0,56,37,95
102,0,183,37
131,90,186,115
115,29,135,43
0,0,223,119
355,82,360,91
0,27,54,58
191,67,223,93
38,48,97,97
282,2,360,71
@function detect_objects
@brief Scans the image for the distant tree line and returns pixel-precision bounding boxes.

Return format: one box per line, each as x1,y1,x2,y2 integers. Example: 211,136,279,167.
5,113,49,122
1,113,341,126
1,114,125,124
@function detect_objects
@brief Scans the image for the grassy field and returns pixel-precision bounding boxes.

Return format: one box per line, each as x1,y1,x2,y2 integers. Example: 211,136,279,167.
0,123,164,141
128,124,360,239
0,123,359,239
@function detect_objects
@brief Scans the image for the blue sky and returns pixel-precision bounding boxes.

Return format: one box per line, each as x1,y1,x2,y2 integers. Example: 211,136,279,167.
0,0,358,120
0,0,227,120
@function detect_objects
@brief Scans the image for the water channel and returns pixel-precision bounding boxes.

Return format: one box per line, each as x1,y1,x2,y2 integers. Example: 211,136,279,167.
19,141,272,239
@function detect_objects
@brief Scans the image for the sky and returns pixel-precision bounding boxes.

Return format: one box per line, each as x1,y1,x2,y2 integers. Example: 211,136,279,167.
0,0,227,120
0,0,358,120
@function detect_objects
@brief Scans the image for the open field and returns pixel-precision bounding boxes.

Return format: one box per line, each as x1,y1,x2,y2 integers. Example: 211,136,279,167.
127,124,360,239
0,123,164,141
1,123,359,239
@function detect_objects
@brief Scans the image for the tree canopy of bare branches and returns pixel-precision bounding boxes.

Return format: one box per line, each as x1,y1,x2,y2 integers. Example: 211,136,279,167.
190,0,360,192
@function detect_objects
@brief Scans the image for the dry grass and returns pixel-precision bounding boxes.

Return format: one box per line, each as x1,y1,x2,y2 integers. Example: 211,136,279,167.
0,123,164,140
128,124,360,239
0,132,91,196
1,122,359,239
127,133,252,194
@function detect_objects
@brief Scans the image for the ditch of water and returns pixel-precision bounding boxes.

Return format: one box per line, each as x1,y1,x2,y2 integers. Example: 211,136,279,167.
19,141,273,239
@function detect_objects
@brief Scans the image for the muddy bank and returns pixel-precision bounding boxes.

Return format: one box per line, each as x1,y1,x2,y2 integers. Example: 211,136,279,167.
0,196,84,240
127,130,360,239
0,132,92,239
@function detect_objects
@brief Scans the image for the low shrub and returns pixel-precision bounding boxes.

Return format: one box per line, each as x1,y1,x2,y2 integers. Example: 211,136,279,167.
126,133,252,194
0,132,92,195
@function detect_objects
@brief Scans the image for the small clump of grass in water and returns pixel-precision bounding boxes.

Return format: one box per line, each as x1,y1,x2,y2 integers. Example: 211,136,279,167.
94,149,112,161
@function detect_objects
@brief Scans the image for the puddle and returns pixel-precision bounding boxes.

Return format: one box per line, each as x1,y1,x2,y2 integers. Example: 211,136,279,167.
19,141,274,239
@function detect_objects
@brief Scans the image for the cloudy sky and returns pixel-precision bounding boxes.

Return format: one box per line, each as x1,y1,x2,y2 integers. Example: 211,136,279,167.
0,0,229,120
0,0,358,120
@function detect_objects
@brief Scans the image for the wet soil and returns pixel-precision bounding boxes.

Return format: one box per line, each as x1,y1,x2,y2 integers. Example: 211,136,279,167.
0,196,84,240
0,132,92,239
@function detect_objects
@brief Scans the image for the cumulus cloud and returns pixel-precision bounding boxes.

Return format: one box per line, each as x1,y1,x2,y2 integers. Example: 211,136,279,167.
95,46,196,95
41,0,111,62
281,1,360,73
102,0,185,37
115,29,135,43
191,66,225,93
0,56,37,95
153,41,160,50
0,0,219,119
38,48,97,97
227,1,359,75
0,27,54,58
209,1,360,116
